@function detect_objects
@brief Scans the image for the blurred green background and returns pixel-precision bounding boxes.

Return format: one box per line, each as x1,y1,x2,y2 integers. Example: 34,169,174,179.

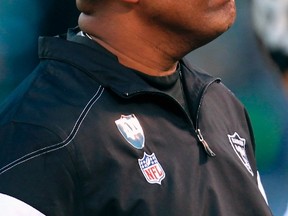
0,0,287,215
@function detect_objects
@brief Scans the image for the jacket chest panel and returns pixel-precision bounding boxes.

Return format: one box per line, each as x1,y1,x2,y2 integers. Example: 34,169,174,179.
67,87,261,215
70,97,213,214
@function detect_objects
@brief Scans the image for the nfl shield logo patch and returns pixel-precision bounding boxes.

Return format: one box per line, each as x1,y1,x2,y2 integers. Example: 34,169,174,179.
138,152,166,185
228,132,254,176
115,114,145,149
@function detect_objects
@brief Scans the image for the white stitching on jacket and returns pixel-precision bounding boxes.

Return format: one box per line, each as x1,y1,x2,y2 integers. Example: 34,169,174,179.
0,86,105,175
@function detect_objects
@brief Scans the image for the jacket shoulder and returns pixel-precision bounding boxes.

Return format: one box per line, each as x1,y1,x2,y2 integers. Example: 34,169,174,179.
0,56,103,138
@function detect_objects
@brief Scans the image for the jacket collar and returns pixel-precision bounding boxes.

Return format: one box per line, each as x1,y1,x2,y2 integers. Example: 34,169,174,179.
38,27,219,101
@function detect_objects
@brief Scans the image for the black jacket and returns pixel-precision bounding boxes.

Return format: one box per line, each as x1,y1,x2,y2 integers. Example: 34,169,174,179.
0,29,272,216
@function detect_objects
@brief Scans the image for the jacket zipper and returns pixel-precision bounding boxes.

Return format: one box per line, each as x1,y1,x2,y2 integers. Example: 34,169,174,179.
194,79,219,157
118,78,218,157
195,129,216,157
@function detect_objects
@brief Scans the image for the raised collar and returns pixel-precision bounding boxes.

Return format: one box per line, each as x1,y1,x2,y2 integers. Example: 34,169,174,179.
38,27,219,102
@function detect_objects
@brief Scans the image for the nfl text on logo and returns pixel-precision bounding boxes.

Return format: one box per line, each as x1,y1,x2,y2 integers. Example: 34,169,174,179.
138,152,166,185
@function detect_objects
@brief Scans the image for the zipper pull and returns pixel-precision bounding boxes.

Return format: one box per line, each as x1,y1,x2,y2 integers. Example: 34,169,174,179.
196,129,216,157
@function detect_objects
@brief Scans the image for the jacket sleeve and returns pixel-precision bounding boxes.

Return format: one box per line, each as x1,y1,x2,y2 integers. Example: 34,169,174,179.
244,108,269,204
0,122,79,216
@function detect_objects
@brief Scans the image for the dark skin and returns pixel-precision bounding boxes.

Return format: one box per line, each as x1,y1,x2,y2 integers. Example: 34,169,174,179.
76,0,236,76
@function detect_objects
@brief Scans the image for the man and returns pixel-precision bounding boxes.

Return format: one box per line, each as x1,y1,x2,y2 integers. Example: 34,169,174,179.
0,0,272,215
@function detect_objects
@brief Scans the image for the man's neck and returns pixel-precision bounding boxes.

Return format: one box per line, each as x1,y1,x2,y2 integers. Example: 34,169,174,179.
90,35,178,76
78,12,190,76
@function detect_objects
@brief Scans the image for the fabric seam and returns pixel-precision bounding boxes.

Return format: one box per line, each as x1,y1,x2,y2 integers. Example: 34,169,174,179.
0,86,105,175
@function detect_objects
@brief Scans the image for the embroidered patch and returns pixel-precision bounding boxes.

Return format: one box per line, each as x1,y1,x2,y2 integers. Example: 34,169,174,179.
228,132,254,176
115,114,145,149
138,152,166,185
